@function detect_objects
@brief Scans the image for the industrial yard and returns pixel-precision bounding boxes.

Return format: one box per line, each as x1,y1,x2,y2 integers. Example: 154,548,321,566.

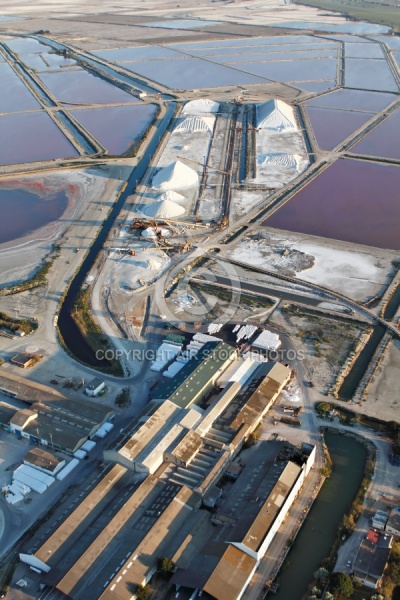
0,0,399,599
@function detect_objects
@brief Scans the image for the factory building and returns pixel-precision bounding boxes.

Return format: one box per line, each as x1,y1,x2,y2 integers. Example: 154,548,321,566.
109,400,202,474
353,529,393,589
18,358,297,600
152,340,236,408
0,397,113,454
385,507,400,537
171,442,316,600
23,447,65,476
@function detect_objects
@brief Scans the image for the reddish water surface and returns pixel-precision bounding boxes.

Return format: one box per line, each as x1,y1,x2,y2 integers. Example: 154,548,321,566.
0,187,69,244
350,109,400,160
0,112,79,166
306,107,375,149
70,104,157,155
264,159,400,249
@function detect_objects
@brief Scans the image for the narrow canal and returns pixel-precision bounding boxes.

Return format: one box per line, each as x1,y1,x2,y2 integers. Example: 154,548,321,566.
383,283,400,321
338,324,386,400
273,431,368,600
57,102,176,368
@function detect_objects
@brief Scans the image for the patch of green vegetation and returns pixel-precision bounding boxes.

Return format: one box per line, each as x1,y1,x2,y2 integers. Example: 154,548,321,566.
329,571,353,598
0,311,38,335
317,401,332,414
115,387,130,408
0,246,60,296
244,425,261,447
295,0,400,30
71,286,123,376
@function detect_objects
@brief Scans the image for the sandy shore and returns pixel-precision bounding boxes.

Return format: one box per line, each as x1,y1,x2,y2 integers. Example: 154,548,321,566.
0,167,128,287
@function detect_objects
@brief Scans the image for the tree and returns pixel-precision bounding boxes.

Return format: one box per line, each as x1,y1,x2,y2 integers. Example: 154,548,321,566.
314,567,330,583
330,572,353,598
135,586,149,600
317,402,331,414
158,557,174,573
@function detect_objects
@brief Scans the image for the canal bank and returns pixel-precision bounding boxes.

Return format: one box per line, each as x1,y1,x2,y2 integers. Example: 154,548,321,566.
272,431,368,600
57,102,176,368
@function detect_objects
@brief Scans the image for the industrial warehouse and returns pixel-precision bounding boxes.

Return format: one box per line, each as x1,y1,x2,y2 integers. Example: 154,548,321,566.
18,343,316,600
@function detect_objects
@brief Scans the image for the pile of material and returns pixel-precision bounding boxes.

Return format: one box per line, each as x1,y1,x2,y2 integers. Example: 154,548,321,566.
182,99,220,115
142,198,186,219
174,115,214,134
151,160,198,191
256,99,297,131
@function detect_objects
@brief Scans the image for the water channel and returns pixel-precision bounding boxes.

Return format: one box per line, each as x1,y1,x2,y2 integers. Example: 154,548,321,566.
273,431,368,600
338,324,386,400
383,283,400,321
57,102,176,368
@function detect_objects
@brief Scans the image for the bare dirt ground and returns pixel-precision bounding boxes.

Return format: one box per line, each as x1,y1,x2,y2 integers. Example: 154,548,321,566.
269,305,366,392
226,228,398,303
361,338,400,421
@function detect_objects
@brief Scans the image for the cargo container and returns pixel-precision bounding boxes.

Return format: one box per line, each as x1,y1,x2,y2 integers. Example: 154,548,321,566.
13,472,47,494
16,465,55,487
56,458,79,481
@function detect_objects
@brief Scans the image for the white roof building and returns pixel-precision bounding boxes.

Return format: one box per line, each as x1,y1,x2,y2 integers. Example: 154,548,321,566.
252,330,281,352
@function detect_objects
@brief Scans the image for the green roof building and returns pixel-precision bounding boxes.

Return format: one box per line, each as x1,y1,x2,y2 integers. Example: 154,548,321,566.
152,341,236,409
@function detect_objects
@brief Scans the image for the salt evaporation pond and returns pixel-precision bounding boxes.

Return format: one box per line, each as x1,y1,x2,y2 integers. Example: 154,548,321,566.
0,63,41,113
39,70,139,104
0,112,79,166
210,48,337,64
123,58,266,89
94,45,182,62
70,104,158,155
21,52,78,72
345,58,398,92
350,109,400,160
185,41,337,57
306,107,375,149
233,58,338,82
299,81,336,93
264,159,400,250
306,88,397,112
169,35,340,50
0,187,68,244
5,38,49,54
345,42,385,59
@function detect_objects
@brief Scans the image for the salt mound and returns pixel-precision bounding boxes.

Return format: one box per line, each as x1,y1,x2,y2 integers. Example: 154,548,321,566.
148,258,162,271
143,198,185,219
256,100,296,131
151,160,198,191
183,99,220,115
258,153,301,169
158,190,185,203
174,115,214,134
142,227,172,238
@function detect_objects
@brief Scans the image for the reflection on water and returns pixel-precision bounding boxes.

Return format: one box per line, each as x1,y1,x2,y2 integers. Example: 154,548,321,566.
70,104,157,154
0,62,41,113
351,109,400,160
0,187,68,244
306,106,375,149
39,70,139,104
264,158,400,250
0,112,79,166
273,432,367,600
